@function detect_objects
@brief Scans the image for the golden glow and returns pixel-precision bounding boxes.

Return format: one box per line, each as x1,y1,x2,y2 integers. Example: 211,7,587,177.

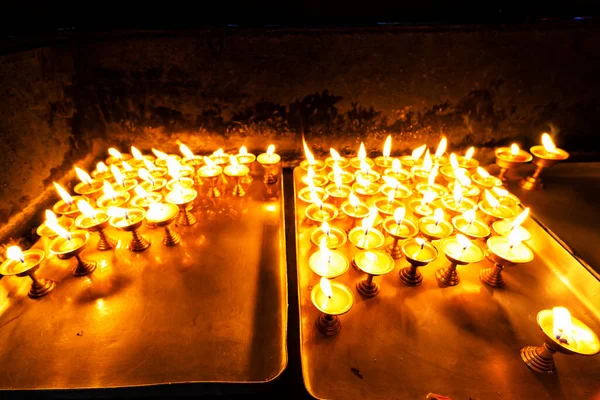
103,180,117,201
47,218,72,240
213,148,225,157
143,158,156,171
484,189,500,209
122,161,133,172
421,191,437,206
392,158,402,173
239,145,248,155
138,168,155,184
456,171,471,187
542,133,558,154
510,207,530,231
360,159,370,173
152,148,168,160
322,221,331,236
383,135,392,158
333,164,343,188
303,137,316,165
131,146,143,160
361,210,376,232
77,199,96,219
330,148,341,162
387,189,395,203
166,157,181,179
96,161,108,173
320,277,333,298
319,237,332,263
267,144,275,156
453,180,463,203
170,182,186,203
422,149,433,171
508,229,523,248
7,246,25,263
433,208,444,225
45,209,58,225
450,153,459,170
477,166,490,179
265,204,277,212
427,164,438,187
358,142,367,161
110,165,125,186
411,144,427,160
382,176,399,188
394,206,405,224
511,143,520,155
456,234,471,250
349,192,360,208
355,174,369,188
134,185,149,199
465,147,475,160
53,182,73,205
310,189,323,208
553,307,574,345
463,209,476,224
75,167,93,185
179,142,195,159
434,137,447,159
107,207,128,219
307,166,315,182
108,148,123,160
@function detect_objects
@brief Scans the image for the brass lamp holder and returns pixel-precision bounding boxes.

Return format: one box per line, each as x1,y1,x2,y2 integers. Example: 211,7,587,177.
50,230,96,277
480,237,534,288
436,237,484,286
149,203,182,246
317,313,342,336
495,150,532,182
75,213,117,251
0,249,56,298
521,147,569,191
399,240,438,286
382,217,418,260
111,215,151,252
205,176,222,198
354,250,395,298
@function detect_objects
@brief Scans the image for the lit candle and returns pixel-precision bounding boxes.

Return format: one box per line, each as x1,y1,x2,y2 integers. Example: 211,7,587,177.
48,222,95,276
73,166,103,199
96,180,131,209
478,189,517,222
109,207,151,252
52,182,85,217
106,147,132,165
305,190,339,224
131,185,162,209
408,190,437,218
138,168,167,192
74,199,116,251
400,144,427,168
351,174,380,197
354,249,395,298
383,158,412,184
36,210,74,239
382,207,418,259
436,234,484,286
399,237,439,286
380,176,412,201
110,164,138,193
165,182,198,226
410,149,434,183
300,137,326,172
302,165,328,187
153,148,182,167
0,246,55,298
325,148,350,169
257,144,281,185
130,146,155,168
374,135,394,169
452,209,490,240
354,159,381,183
416,164,448,198
308,237,350,278
492,207,532,241
91,161,113,181
373,189,403,216
457,147,479,171
495,143,532,181
143,158,168,178
348,210,385,250
349,142,375,170
419,208,453,241
441,180,477,216
224,155,251,196
472,167,502,190
310,221,347,249
311,277,354,335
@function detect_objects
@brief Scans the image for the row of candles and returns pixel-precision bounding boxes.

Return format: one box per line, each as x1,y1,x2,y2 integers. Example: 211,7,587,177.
299,135,598,373
0,143,283,299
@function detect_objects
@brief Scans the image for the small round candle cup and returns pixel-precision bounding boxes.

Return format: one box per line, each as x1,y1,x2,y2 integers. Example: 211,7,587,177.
310,226,347,250
49,230,96,277
149,167,168,179
349,157,374,171
300,159,327,173
374,156,394,170
433,155,449,167
348,226,385,251
373,197,404,217
53,196,88,217
145,202,181,246
140,178,167,193
257,152,281,184
326,169,354,185
75,210,117,251
115,178,138,195
495,147,533,181
520,309,600,374
457,156,479,172
36,216,74,239
165,187,198,226
340,200,371,231
478,201,517,223
441,196,477,217
380,184,412,201
182,155,205,185
130,192,163,210
410,166,432,185
382,217,418,259
235,153,257,184
155,154,181,168
452,215,491,241
351,181,380,198
399,238,438,286
354,250,395,298
436,236,484,286
447,181,480,200
309,250,349,279
224,164,250,197
198,165,224,198
418,216,454,242
521,146,570,191
383,168,412,185
325,183,352,205
74,180,104,199
302,173,329,188
399,155,422,169
96,191,131,209
166,177,195,192
0,249,55,298
109,208,151,252
298,186,329,204
492,219,532,242
305,203,339,225
91,169,113,181
415,182,448,199
129,155,156,169
311,281,353,335
480,235,534,288
354,170,381,184
122,169,139,181
440,165,470,183
325,156,350,170
472,173,502,191
106,153,132,166
408,198,435,219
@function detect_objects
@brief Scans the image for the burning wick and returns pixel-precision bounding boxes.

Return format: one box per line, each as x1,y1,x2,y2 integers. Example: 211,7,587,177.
7,246,26,264
394,207,405,236
456,234,471,257
322,221,331,239
383,135,392,161
553,307,573,345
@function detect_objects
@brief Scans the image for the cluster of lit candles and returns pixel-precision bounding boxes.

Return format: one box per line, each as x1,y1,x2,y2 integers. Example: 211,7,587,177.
299,134,598,371
1,143,281,298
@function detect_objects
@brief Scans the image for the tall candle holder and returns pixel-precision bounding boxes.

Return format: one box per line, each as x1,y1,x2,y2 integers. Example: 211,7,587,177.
236,146,256,184
0,248,55,298
381,212,418,259
75,209,117,251
399,144,426,169
310,223,347,250
419,210,453,242
49,230,96,276
340,196,371,231
480,234,534,288
181,153,204,186
257,145,281,184
36,215,74,240
74,168,105,201
399,238,438,286
198,157,223,198
312,278,354,336
521,308,600,374
224,156,250,197
521,134,570,190
165,186,198,226
146,202,181,246
325,148,350,170
109,208,151,252
452,211,490,241
308,241,350,279
354,250,395,298
495,144,532,182
436,235,484,286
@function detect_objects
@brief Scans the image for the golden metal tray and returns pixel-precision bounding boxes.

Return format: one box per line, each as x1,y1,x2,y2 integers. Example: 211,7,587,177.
293,167,600,400
0,173,287,389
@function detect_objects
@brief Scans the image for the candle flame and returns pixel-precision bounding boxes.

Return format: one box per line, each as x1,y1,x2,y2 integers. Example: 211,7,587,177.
383,135,392,158
421,191,437,206
138,168,155,185
131,146,143,160
302,137,316,165
465,147,475,160
510,207,530,231
349,192,360,208
45,209,58,225
456,233,471,250
53,182,73,205
122,161,134,172
75,167,93,185
477,166,490,179
434,137,447,159
427,164,438,187
330,148,341,162
361,212,375,232
7,246,25,263
394,206,405,224
110,165,125,186
108,148,123,160
143,158,156,171
229,155,239,167
392,158,402,173
166,157,181,179
484,189,500,209
267,144,275,156
463,209,476,224
542,133,558,154
333,164,343,188
170,182,186,203
320,277,333,298
453,180,463,204
179,142,195,159
411,144,427,160
96,161,108,173
358,142,366,161
356,174,370,188
433,208,444,225
152,148,168,160
239,145,248,155
508,229,523,248
310,188,323,208
416,237,426,247
422,150,433,171
47,218,72,241
103,180,117,201
387,189,395,203
456,171,472,187
322,221,331,236
213,148,225,157
492,187,509,199
360,159,370,173
107,207,129,219
77,199,96,219
511,143,520,155
307,166,315,181
319,237,332,263
382,176,398,188
203,156,216,169
553,307,573,345
134,185,149,199
450,153,459,170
